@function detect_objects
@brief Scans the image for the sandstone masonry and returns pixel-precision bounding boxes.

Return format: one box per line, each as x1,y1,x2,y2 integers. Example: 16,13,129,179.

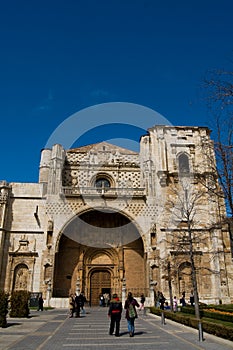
0,125,232,307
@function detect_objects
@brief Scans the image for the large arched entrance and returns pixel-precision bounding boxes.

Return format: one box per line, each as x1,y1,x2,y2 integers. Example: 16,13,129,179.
53,209,147,301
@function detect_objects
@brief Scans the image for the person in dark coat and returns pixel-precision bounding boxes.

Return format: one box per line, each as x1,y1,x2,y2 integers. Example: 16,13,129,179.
108,293,122,337
158,291,166,310
180,293,186,307
38,296,44,311
74,293,81,317
79,291,87,314
124,292,139,337
139,294,146,315
190,290,194,306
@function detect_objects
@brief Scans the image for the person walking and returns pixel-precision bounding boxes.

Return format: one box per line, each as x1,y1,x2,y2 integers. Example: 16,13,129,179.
124,292,139,337
158,291,166,310
79,291,87,314
158,292,166,325
99,294,104,306
69,293,75,317
104,293,110,307
108,293,122,337
74,293,81,317
139,293,146,315
180,292,186,307
190,290,194,306
38,295,44,311
173,296,178,312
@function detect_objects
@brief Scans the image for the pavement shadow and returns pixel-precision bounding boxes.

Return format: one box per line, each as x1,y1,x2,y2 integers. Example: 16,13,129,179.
119,331,129,336
5,322,21,328
134,331,147,336
119,331,147,336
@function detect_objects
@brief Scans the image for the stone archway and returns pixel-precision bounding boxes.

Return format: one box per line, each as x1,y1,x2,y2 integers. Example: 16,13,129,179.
53,209,146,299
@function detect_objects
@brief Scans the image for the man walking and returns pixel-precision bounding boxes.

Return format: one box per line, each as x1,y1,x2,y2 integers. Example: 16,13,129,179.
108,293,122,337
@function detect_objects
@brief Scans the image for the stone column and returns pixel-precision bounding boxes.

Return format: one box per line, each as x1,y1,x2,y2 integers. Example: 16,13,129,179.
76,277,81,295
150,279,156,306
118,247,124,281
122,278,126,305
46,280,52,307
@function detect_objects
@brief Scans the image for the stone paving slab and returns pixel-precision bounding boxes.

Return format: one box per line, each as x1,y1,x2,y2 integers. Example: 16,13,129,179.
0,307,232,350
0,310,63,350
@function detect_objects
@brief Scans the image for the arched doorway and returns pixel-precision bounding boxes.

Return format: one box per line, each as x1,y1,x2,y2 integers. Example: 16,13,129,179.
90,269,111,306
53,209,146,299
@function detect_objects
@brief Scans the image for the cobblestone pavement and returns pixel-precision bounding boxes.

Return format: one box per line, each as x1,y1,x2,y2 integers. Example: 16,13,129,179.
0,307,232,350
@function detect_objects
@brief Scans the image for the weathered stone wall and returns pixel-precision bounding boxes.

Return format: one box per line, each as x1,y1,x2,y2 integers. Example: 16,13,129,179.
0,125,232,306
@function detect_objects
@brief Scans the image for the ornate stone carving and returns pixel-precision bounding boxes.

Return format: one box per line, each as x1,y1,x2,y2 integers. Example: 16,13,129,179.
157,171,168,187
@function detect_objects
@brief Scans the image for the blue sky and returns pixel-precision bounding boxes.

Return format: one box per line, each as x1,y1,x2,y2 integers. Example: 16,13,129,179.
1,0,233,182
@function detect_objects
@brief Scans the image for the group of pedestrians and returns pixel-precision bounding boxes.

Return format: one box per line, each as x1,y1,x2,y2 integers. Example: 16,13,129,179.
68,290,143,337
156,290,195,311
108,291,145,337
99,293,110,307
69,291,86,318
68,289,195,336
156,291,179,311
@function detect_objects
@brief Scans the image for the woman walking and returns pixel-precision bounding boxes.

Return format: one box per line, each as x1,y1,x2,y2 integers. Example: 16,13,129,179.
124,292,139,337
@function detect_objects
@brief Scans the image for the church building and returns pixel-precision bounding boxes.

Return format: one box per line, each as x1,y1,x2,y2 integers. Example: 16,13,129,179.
0,125,232,307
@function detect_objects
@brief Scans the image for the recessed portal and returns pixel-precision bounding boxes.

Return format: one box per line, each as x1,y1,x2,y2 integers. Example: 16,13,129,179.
90,270,111,306
53,209,145,299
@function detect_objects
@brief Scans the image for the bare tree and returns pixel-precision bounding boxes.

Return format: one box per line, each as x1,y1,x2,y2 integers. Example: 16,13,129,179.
160,258,175,312
213,115,233,245
204,69,233,106
155,169,230,341
164,178,215,341
204,69,233,237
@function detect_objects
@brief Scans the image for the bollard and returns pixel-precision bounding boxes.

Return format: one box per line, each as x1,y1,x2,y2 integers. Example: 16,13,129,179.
161,311,165,325
198,321,204,342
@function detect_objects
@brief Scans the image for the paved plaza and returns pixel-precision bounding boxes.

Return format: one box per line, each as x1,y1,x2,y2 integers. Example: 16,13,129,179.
0,307,232,350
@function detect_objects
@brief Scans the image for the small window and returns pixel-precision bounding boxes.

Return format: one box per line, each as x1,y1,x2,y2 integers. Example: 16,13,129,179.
178,154,190,173
95,178,111,188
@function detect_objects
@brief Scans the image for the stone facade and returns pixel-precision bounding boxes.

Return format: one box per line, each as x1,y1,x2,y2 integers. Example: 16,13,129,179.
0,125,233,307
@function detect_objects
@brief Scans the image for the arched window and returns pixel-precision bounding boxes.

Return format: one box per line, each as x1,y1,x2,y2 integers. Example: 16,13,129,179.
95,178,111,188
44,263,52,282
178,153,190,173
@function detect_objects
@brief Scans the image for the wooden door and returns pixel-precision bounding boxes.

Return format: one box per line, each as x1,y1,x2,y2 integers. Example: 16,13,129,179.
90,270,111,306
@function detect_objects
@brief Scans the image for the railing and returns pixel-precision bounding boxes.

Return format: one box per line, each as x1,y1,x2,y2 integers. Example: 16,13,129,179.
62,186,146,198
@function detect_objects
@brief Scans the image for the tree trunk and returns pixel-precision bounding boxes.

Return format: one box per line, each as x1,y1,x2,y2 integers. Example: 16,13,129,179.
188,220,203,341
167,261,173,311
